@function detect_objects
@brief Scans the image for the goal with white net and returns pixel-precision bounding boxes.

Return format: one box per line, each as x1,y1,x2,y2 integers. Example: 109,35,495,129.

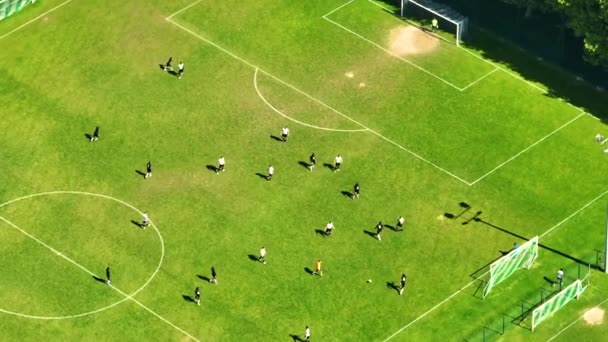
0,0,36,21
483,236,539,299
399,0,468,46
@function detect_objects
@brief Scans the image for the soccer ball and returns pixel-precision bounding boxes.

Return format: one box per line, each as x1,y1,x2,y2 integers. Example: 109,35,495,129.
367,279,372,283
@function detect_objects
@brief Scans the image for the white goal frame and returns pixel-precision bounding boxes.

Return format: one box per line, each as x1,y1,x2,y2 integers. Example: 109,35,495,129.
400,0,468,46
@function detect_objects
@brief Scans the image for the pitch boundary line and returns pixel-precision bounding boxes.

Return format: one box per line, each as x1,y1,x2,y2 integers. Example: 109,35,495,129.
468,111,586,185
0,0,74,41
253,68,368,132
459,67,500,91
0,191,199,341
382,187,608,341
165,0,203,20
165,15,471,185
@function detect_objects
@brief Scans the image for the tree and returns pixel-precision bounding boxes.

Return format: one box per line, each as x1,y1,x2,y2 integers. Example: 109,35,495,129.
499,0,555,18
554,0,608,68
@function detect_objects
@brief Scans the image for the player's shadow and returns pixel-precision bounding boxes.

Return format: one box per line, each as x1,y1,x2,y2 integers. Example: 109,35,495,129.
135,170,146,178
182,295,195,303
323,163,335,171
298,161,310,170
248,254,260,262
341,191,353,199
84,133,93,141
385,224,398,231
206,165,218,173
315,229,327,237
304,267,314,275
158,64,166,71
270,135,282,142
255,173,269,181
543,276,556,286
386,281,400,294
167,70,179,77
130,220,143,228
363,230,377,239
92,275,107,284
289,334,304,342
197,275,211,282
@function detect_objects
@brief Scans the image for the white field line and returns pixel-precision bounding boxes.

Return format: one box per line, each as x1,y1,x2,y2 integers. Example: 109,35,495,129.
165,0,202,20
322,15,464,91
253,68,368,132
323,0,357,18
382,187,608,341
459,67,500,91
546,295,608,341
469,111,586,185
367,0,393,12
0,215,199,341
0,0,73,41
166,17,471,185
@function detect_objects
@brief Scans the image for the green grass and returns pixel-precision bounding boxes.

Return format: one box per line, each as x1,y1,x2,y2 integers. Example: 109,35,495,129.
1,0,608,341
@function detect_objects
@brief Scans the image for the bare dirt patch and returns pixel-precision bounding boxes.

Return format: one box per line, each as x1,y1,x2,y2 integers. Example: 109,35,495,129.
388,26,439,56
584,308,604,325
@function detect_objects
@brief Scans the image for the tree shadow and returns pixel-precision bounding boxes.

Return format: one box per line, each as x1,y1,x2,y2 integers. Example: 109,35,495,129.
248,254,259,262
270,135,282,142
92,275,106,284
255,173,269,181
304,267,314,275
341,191,353,199
323,163,334,171
197,275,211,282
130,220,143,228
315,229,327,237
289,334,304,342
363,230,377,239
298,161,310,170
386,281,400,294
206,165,218,173
182,295,195,303
135,170,146,178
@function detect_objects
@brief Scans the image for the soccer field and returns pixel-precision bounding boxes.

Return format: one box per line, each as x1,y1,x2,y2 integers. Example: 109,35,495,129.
1,0,608,340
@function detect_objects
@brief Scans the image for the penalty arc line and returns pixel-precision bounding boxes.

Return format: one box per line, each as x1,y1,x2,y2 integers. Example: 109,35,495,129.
166,17,471,185
0,0,74,41
469,111,587,185
382,187,608,341
253,68,368,132
0,215,199,341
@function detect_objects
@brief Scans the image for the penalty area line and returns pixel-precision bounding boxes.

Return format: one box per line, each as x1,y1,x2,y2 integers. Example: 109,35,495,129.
0,0,74,41
0,215,200,342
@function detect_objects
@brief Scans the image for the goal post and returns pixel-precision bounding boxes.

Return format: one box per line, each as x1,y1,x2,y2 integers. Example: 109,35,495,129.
399,0,468,46
531,277,587,331
483,236,539,299
0,0,36,21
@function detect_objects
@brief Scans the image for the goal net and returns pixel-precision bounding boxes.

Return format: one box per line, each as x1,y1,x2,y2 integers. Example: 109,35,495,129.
0,0,36,21
483,236,539,299
399,0,468,46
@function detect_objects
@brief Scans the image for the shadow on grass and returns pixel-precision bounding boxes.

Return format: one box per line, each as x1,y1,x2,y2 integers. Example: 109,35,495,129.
248,254,259,262
270,135,282,142
323,163,334,171
289,334,304,342
315,229,327,237
298,161,310,170
341,191,353,199
182,295,195,303
130,220,143,229
363,230,376,239
255,173,269,181
135,170,146,178
386,281,400,294
206,165,218,173
84,133,92,141
197,275,211,282
304,267,314,275
92,275,106,284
